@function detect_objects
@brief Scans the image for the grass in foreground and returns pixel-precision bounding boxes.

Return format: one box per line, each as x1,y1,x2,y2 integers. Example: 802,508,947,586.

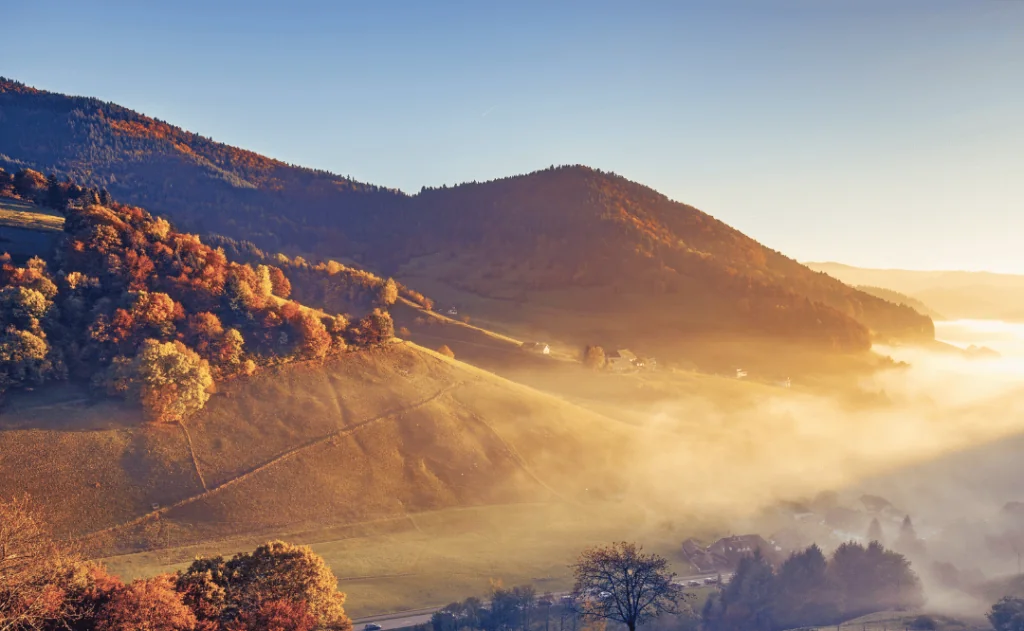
99,502,711,618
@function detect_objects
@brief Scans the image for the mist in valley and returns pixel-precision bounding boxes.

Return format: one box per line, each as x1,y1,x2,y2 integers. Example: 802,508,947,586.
584,319,1024,618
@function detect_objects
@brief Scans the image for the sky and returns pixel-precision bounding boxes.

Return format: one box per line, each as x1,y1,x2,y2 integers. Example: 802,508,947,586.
4,0,1023,273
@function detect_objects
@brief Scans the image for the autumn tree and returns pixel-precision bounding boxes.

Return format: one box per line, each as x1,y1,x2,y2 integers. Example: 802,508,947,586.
0,496,83,631
379,278,398,306
289,311,332,360
95,574,198,631
570,542,682,631
178,541,351,631
354,309,394,346
13,168,47,198
226,599,317,631
582,345,605,369
437,344,455,359
267,266,292,299
112,340,213,423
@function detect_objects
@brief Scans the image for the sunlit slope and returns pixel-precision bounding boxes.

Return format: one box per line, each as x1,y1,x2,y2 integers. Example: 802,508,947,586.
0,196,63,260
0,343,635,555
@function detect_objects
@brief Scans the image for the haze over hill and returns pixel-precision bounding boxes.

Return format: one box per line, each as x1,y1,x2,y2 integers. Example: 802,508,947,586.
809,262,1024,323
0,77,933,367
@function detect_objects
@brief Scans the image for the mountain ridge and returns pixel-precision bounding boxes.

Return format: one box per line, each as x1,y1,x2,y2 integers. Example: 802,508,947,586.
0,77,934,358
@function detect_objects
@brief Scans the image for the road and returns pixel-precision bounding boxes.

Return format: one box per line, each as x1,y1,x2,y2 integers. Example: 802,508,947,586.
352,574,730,631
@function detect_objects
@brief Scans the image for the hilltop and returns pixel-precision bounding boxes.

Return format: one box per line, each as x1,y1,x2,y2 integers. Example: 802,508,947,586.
0,77,933,367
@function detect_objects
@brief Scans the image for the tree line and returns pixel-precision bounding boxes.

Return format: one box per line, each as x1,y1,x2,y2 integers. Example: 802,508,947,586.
701,542,923,631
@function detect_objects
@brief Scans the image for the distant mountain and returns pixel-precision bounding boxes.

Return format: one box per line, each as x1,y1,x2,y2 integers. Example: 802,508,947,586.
809,262,1024,322
853,285,944,320
0,77,934,359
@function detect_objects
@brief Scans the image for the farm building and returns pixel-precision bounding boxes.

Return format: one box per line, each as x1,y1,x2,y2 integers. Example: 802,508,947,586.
521,342,551,355
606,349,639,372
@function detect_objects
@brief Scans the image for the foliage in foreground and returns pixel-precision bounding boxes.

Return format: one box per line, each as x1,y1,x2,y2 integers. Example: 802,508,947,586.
0,496,351,631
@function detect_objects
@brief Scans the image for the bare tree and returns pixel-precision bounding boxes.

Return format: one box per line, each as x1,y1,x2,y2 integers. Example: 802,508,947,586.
570,542,683,631
0,495,78,631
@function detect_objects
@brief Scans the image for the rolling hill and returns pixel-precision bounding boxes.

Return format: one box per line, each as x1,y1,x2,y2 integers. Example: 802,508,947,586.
808,262,1024,322
852,285,944,320
0,343,634,557
0,77,933,364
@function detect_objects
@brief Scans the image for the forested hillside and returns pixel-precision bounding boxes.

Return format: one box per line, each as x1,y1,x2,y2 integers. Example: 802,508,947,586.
0,78,934,355
0,169,395,419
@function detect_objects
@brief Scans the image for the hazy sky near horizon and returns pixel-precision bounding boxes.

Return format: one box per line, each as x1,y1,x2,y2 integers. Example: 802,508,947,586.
5,1,1023,273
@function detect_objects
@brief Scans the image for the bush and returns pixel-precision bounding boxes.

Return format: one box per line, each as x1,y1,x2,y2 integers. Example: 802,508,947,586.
437,345,455,359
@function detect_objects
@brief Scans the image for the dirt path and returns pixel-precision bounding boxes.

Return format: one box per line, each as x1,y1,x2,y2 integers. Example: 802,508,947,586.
79,381,470,542
178,421,208,491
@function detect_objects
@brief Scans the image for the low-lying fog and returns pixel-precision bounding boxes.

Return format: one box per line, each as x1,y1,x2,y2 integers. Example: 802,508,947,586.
626,319,1024,615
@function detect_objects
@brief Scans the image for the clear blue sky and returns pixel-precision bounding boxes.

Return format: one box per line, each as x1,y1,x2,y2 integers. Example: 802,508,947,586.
5,0,1023,272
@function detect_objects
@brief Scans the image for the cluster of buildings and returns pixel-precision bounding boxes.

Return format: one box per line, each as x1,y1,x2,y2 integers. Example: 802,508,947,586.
681,535,785,573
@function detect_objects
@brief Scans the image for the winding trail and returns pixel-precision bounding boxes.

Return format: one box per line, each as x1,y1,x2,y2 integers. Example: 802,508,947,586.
80,381,467,542
177,421,208,491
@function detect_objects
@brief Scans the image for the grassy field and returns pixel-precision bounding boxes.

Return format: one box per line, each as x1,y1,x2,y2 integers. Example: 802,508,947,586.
100,501,712,618
0,196,65,230
0,196,64,260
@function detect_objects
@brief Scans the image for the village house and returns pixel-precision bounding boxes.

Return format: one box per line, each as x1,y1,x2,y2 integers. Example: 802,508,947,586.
521,341,551,355
681,534,783,573
606,349,639,372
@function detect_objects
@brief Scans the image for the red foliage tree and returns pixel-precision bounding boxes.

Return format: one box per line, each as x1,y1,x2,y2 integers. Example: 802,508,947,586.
226,599,317,631
95,574,198,631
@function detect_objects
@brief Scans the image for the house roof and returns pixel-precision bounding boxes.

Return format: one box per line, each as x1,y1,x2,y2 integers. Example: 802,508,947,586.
607,349,637,360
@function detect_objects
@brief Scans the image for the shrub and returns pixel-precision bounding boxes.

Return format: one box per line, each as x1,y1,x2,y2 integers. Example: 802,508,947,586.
437,345,455,359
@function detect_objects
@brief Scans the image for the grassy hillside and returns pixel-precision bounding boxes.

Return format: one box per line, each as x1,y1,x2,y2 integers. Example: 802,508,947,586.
0,196,63,261
0,340,708,614
809,262,1024,322
0,78,933,362
0,342,635,555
